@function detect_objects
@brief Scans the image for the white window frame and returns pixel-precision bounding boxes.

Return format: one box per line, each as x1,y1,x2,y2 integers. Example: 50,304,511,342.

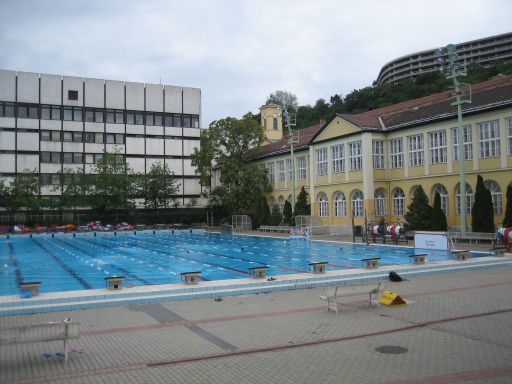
392,188,405,216
278,196,285,214
390,138,403,168
316,148,328,176
456,183,474,215
485,180,502,215
333,192,346,217
332,144,345,173
277,160,285,182
286,159,292,181
478,120,500,158
507,117,512,155
374,188,387,216
318,193,329,217
351,190,364,217
408,134,424,167
452,125,473,161
349,141,362,171
297,156,306,180
372,140,385,169
433,184,448,215
267,162,275,183
429,130,447,164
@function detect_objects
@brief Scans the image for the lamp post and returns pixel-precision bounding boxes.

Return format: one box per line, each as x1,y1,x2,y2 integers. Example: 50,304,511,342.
283,107,297,212
437,44,470,234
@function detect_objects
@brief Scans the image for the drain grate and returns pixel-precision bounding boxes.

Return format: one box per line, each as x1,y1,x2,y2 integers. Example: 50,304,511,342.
375,345,408,354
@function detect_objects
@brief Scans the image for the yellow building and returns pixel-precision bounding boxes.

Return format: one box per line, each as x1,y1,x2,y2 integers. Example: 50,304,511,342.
251,75,512,230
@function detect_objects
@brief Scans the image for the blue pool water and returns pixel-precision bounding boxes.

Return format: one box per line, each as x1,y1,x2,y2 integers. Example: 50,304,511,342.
0,230,482,295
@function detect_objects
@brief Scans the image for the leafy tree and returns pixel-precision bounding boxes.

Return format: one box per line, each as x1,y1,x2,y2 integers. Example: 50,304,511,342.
0,178,9,208
6,169,41,214
503,184,512,227
266,90,298,111
54,168,90,214
191,114,271,216
252,196,270,229
140,162,180,210
282,200,293,225
472,175,494,232
89,149,136,222
430,192,447,231
294,186,311,216
404,185,432,230
270,205,281,226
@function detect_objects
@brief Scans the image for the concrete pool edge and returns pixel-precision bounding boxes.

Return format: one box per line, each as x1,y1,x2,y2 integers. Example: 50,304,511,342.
1,256,511,316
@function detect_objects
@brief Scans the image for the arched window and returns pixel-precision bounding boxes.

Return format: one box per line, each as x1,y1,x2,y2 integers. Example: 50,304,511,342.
318,193,329,217
392,187,405,216
456,183,474,215
270,197,276,209
333,192,346,217
351,190,364,217
278,196,285,214
432,184,448,214
410,185,420,199
484,180,502,214
374,188,387,216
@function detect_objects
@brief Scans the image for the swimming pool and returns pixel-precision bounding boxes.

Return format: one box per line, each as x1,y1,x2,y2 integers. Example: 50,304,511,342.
0,230,483,295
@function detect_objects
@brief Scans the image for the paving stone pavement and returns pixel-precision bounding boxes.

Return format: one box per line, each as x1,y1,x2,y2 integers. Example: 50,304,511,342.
1,264,511,384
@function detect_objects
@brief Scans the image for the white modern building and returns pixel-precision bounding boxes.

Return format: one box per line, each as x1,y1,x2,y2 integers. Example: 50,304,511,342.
0,70,205,207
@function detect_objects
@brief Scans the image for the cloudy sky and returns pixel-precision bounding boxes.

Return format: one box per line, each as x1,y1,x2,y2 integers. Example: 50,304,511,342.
1,0,510,126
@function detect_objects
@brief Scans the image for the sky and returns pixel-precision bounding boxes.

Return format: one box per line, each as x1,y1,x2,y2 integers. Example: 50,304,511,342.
1,0,511,127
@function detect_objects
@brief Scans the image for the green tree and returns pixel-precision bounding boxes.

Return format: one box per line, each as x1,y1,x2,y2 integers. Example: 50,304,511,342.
503,184,512,227
252,196,270,229
404,185,432,230
430,192,447,230
266,90,298,111
472,175,494,232
6,169,41,214
140,162,180,210
0,178,9,208
270,205,282,226
282,200,293,225
54,168,90,214
191,114,271,216
294,186,311,216
89,149,136,223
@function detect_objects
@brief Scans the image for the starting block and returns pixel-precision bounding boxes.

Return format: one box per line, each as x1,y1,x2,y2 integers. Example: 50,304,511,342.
180,271,201,285
105,276,125,290
409,254,427,265
248,266,269,279
361,258,380,269
308,262,328,274
451,250,470,261
20,281,41,297
378,290,407,307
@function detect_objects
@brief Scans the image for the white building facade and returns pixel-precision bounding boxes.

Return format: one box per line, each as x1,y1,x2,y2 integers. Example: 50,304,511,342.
0,70,204,206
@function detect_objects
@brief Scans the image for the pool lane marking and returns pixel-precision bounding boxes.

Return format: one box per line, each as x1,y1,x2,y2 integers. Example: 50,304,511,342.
31,238,92,289
53,237,151,285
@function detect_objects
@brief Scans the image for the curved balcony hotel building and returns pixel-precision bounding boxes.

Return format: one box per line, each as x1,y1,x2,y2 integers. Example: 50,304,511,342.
375,32,512,86
0,70,205,206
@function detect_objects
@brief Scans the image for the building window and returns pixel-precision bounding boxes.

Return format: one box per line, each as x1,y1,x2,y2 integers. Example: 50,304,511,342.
508,118,512,155
68,90,78,100
318,193,328,217
484,180,502,214
105,133,123,145
146,113,163,126
297,156,306,180
316,147,328,176
349,140,362,171
390,138,403,168
408,134,424,167
0,101,15,117
84,108,104,123
332,144,345,173
183,115,192,128
372,140,385,169
429,130,447,164
277,160,285,182
17,103,38,119
63,106,82,122
172,114,181,127
85,132,104,144
105,109,124,124
192,115,199,128
410,185,420,199
351,190,364,217
478,120,500,158
333,191,346,217
273,117,278,130
41,130,61,142
86,153,104,164
392,187,405,216
63,131,83,143
286,159,292,181
456,183,474,215
278,196,285,214
267,162,275,183
41,152,61,163
432,184,448,214
374,188,387,216
452,125,473,161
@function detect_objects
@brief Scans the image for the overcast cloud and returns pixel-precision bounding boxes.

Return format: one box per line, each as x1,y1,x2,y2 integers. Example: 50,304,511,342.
1,0,510,126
